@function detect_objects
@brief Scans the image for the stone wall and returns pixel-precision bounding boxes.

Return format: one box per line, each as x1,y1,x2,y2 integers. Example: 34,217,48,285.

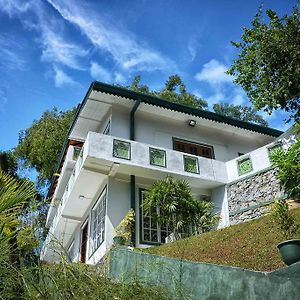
227,167,284,225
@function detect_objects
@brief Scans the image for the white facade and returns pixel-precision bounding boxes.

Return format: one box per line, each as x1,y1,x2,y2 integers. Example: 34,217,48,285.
41,82,285,264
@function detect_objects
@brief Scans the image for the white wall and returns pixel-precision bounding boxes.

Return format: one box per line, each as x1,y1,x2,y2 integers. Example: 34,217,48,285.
110,107,273,162
226,142,276,182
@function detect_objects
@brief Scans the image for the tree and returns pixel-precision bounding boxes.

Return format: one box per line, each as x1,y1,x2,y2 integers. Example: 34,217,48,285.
127,75,208,110
142,176,218,238
15,107,76,187
213,103,268,126
158,75,208,109
228,6,300,122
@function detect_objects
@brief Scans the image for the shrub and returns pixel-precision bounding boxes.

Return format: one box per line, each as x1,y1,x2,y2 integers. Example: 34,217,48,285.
272,199,299,240
271,134,300,201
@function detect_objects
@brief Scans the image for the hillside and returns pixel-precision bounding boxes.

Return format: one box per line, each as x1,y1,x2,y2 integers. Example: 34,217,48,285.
144,208,300,271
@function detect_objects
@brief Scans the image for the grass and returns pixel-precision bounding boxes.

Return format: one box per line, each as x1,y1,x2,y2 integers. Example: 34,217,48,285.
0,251,171,300
143,208,300,272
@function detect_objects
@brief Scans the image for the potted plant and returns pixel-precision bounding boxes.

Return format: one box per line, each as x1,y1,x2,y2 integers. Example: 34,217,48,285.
272,199,300,265
113,209,135,247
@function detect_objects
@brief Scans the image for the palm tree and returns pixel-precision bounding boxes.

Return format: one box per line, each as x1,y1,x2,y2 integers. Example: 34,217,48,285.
0,170,36,234
142,176,219,240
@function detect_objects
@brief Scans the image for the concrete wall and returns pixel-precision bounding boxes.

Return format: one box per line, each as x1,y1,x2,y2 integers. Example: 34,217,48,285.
109,248,300,300
110,107,273,162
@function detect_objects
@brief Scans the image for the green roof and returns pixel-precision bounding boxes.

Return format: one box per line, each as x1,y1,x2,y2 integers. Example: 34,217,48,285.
91,81,283,137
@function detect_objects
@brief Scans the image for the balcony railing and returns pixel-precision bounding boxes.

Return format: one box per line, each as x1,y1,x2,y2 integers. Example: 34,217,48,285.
226,141,282,182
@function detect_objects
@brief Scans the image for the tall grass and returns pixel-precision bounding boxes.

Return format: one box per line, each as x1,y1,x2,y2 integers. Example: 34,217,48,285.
0,243,170,300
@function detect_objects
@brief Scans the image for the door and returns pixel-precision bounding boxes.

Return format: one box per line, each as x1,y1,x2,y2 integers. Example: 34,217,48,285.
80,221,89,263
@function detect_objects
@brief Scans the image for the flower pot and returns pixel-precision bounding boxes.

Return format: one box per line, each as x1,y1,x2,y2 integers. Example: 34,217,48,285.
277,239,300,266
113,236,125,246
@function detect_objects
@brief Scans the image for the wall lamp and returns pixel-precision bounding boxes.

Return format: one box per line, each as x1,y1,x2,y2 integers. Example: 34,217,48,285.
189,120,196,127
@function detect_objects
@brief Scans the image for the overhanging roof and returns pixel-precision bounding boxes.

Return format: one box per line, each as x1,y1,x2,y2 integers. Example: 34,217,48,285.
86,81,282,137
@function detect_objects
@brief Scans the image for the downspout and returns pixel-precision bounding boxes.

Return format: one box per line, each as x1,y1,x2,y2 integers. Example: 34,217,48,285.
129,99,140,247
130,99,141,141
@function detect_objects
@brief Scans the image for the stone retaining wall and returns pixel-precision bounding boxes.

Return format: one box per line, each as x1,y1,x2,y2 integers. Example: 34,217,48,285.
227,167,284,225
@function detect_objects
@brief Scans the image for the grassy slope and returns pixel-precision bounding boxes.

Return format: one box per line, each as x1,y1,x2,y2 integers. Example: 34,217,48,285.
144,208,300,272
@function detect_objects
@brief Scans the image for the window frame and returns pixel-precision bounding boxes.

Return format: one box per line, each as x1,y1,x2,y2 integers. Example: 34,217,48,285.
172,137,215,159
139,189,173,245
89,186,107,258
103,119,111,135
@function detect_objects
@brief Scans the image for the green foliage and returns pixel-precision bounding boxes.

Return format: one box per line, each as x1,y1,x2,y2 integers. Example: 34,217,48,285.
115,209,135,245
228,6,300,122
128,75,208,110
0,151,17,176
0,171,36,228
142,176,218,236
0,253,170,300
158,75,208,109
15,107,76,187
145,208,300,271
272,199,299,240
213,103,268,126
271,138,300,200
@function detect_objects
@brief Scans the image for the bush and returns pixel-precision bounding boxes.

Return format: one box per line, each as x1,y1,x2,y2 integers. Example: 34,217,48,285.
272,199,299,240
271,137,300,201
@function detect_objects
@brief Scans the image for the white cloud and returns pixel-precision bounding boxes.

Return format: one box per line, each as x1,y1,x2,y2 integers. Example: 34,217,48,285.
41,27,88,70
90,62,111,82
187,37,201,62
0,0,88,71
0,36,26,70
47,0,175,72
53,66,77,87
231,88,247,106
195,59,233,85
0,0,33,17
114,72,126,84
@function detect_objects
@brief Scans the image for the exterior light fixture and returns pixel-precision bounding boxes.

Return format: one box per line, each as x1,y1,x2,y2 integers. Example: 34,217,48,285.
189,120,196,127
79,195,85,200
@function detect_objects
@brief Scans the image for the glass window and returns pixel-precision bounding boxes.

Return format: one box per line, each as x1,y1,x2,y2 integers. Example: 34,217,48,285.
173,138,214,159
67,240,77,262
149,148,166,167
183,155,199,173
140,190,172,244
113,139,131,160
237,157,253,175
90,187,106,255
268,143,282,162
103,120,111,135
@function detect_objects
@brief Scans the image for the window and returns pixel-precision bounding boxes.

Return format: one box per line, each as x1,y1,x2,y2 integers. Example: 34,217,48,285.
73,146,82,160
67,240,77,262
113,139,131,160
89,187,107,255
149,148,166,167
103,120,111,135
173,138,214,159
268,143,282,162
237,157,253,176
183,155,199,173
140,190,172,244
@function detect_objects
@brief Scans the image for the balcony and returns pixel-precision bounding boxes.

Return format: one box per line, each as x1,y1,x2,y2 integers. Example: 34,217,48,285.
85,132,227,185
226,141,282,182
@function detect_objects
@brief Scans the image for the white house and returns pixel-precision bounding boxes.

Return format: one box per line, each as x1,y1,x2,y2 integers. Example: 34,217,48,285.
41,81,285,264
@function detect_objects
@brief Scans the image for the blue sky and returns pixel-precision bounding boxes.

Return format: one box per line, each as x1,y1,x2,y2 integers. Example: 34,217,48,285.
0,0,296,151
